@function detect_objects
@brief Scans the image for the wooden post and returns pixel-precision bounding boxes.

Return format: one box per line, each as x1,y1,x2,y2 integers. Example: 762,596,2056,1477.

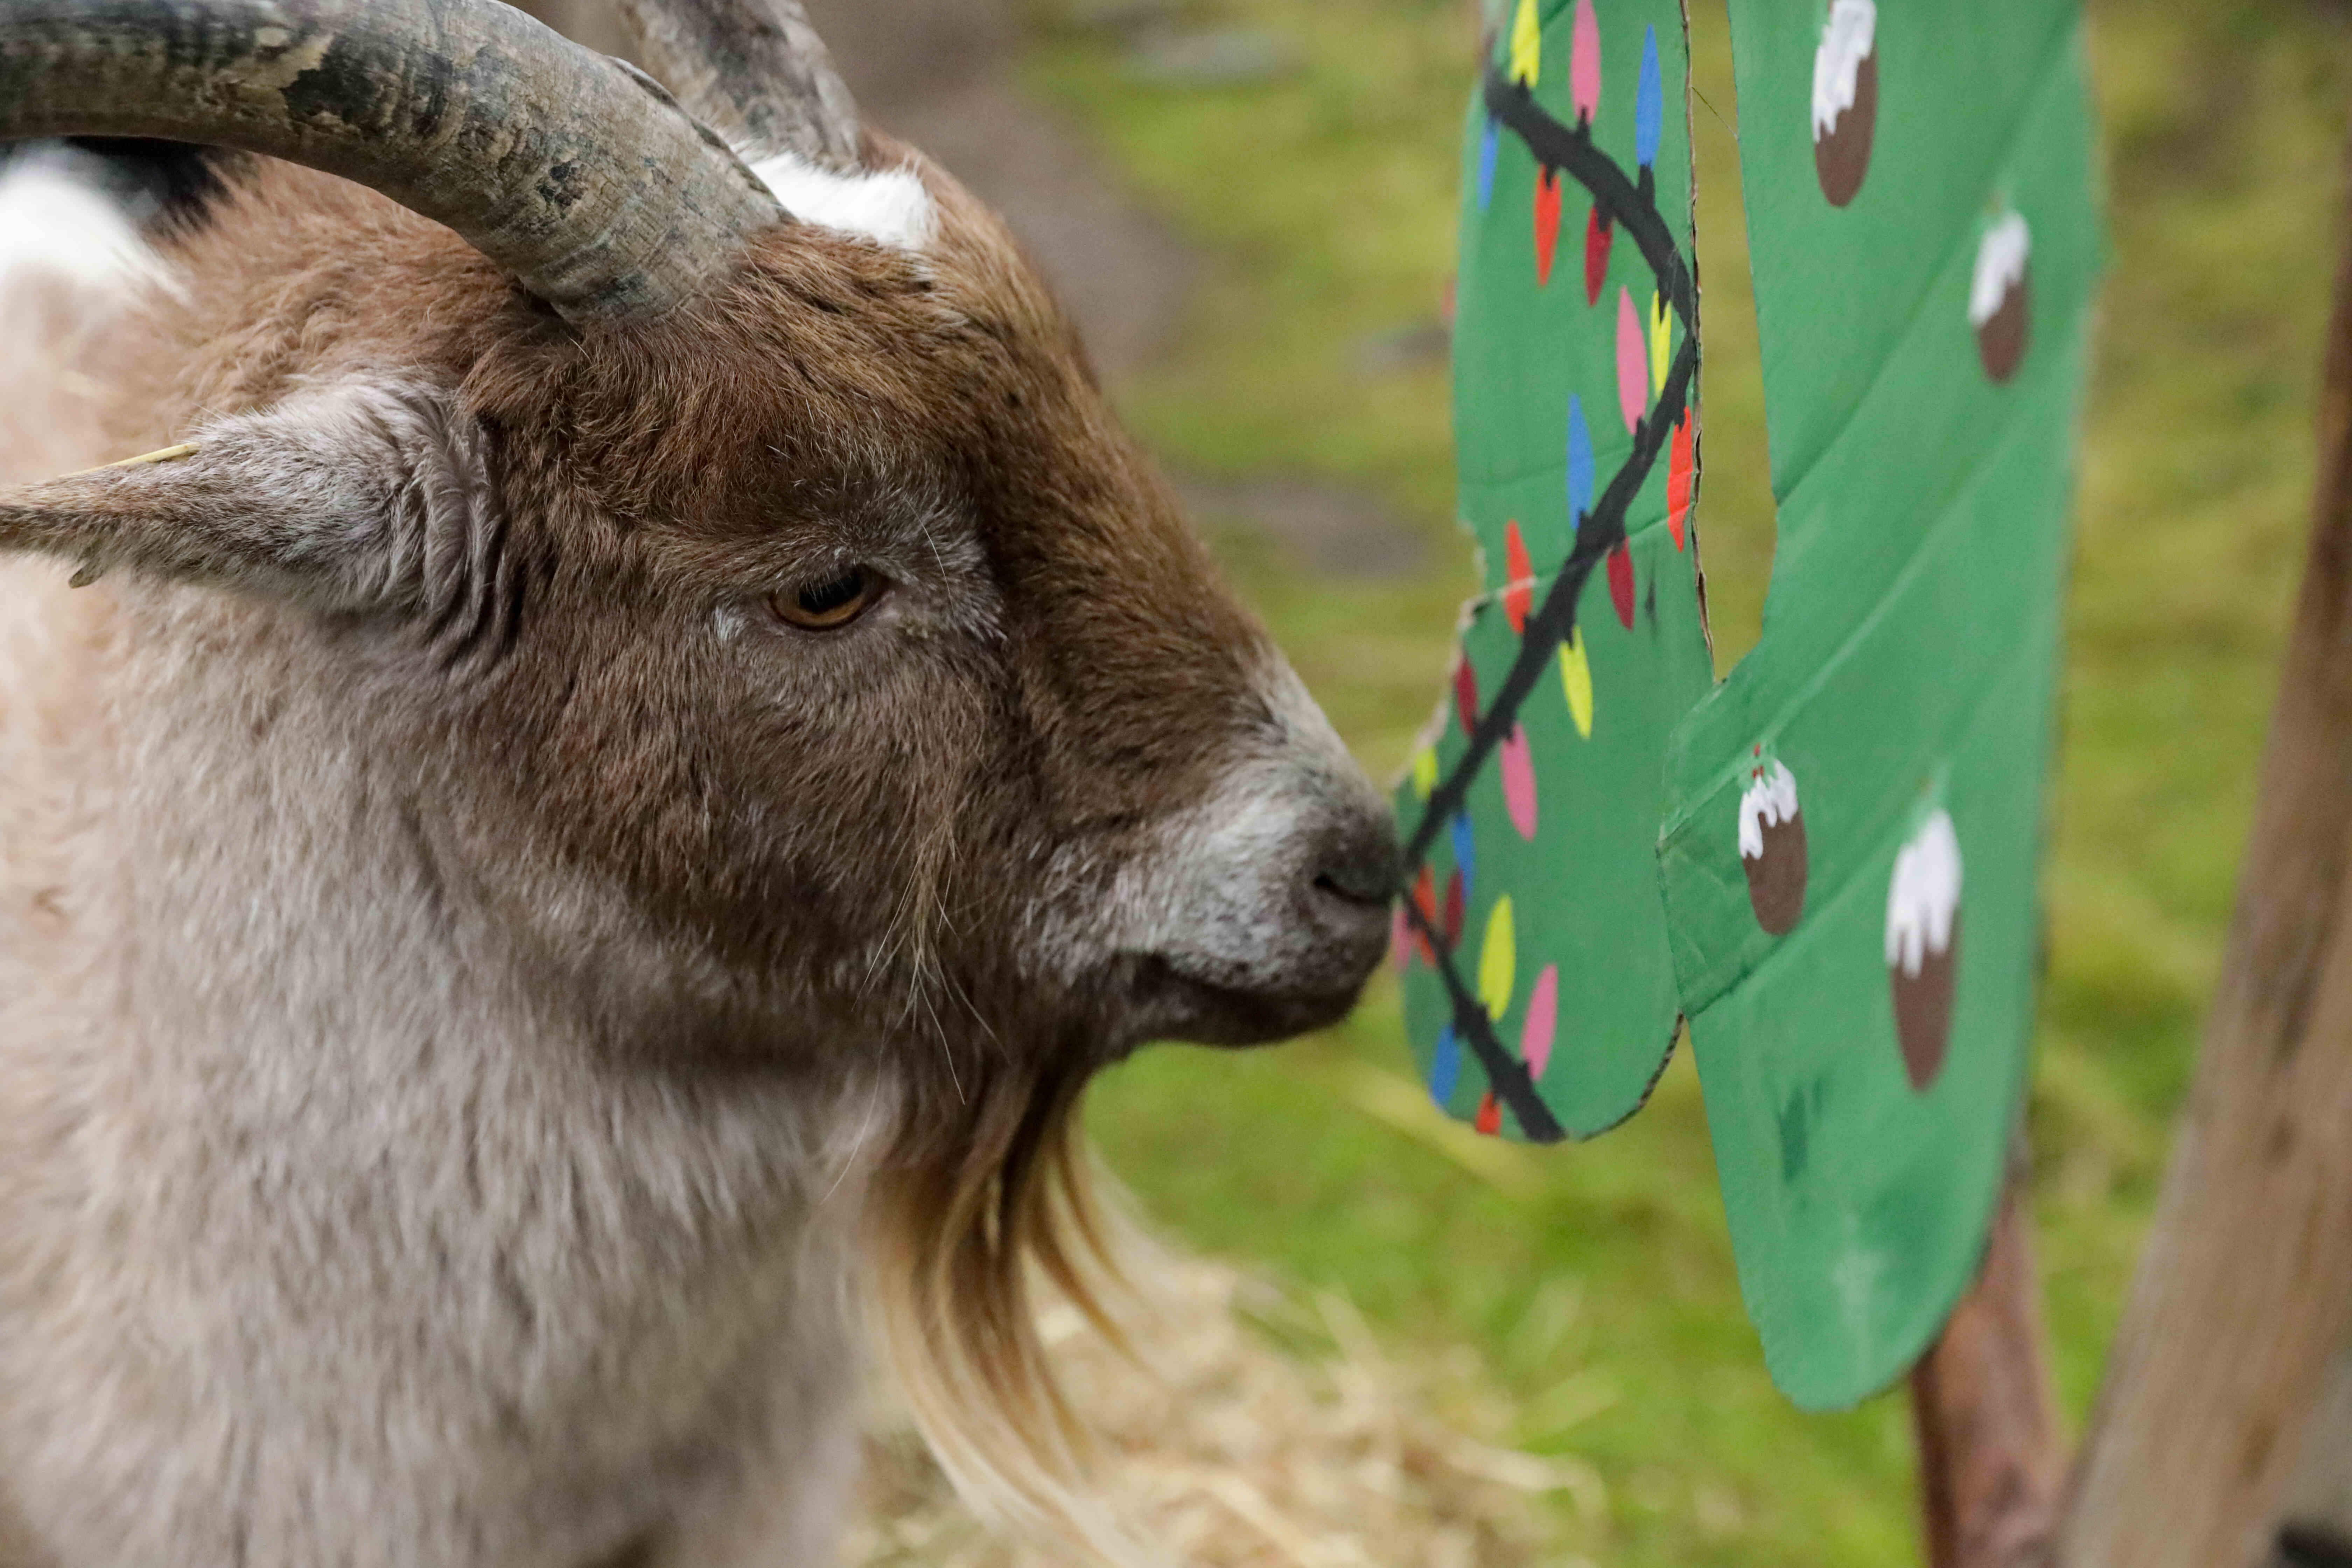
1911,1164,2067,1568
2054,134,2352,1568
2266,1350,2352,1566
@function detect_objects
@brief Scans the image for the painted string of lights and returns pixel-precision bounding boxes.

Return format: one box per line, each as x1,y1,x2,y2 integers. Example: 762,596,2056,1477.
1393,59,1700,1147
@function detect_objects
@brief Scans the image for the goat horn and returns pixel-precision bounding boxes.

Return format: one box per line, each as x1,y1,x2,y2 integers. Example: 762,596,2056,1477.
613,0,860,168
0,0,788,321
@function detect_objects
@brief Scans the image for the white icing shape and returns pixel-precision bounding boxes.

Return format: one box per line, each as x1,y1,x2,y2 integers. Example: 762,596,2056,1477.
1811,0,1878,141
1738,759,1800,862
1885,808,1963,977
1969,211,2031,328
747,152,939,252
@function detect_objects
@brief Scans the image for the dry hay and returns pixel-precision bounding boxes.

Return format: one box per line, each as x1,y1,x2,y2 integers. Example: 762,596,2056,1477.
840,1253,1601,1567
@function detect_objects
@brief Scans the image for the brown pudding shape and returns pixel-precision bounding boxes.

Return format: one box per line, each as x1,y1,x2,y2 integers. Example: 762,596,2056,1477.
1742,811,1808,936
1891,915,1961,1091
1814,48,1877,208
1977,273,2030,383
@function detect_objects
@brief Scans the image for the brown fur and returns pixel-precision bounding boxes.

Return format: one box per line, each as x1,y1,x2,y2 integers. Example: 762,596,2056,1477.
0,139,1392,1566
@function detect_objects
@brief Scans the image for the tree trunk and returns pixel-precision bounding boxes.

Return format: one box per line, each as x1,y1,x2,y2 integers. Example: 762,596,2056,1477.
1912,1167,2067,1568
2055,133,2352,1568
2264,1348,2352,1567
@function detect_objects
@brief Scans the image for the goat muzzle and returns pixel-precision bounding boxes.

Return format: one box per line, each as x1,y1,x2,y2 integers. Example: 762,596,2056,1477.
1091,687,1400,1053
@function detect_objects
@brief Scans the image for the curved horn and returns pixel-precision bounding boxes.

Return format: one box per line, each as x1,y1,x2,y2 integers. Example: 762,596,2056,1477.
0,0,787,321
613,0,860,168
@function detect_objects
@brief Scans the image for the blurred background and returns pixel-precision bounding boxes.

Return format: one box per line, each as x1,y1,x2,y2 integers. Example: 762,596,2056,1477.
547,0,2351,1560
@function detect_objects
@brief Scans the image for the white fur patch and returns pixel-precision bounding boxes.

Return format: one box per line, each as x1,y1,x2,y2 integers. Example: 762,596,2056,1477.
747,153,938,252
0,148,182,485
0,149,180,304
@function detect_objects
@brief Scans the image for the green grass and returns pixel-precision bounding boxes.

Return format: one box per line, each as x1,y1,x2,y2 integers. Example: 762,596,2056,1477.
1025,1,2352,1561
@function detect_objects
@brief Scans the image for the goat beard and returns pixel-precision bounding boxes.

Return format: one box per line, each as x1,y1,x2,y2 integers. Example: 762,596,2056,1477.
860,1049,1151,1562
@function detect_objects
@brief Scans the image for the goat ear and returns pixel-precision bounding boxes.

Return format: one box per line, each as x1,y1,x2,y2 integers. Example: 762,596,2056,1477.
0,378,503,620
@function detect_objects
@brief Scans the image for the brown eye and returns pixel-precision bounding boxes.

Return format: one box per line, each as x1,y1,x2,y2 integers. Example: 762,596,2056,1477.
770,566,884,631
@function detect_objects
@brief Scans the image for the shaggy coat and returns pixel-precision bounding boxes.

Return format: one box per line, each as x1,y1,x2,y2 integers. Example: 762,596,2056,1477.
0,138,1393,1566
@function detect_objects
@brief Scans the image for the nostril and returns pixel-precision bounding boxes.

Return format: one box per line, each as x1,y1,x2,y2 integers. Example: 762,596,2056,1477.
1312,810,1402,909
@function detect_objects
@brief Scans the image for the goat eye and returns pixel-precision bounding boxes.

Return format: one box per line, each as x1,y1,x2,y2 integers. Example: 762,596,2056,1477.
770,566,884,631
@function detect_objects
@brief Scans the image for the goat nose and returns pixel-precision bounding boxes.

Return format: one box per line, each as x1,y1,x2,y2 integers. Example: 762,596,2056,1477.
1311,803,1402,911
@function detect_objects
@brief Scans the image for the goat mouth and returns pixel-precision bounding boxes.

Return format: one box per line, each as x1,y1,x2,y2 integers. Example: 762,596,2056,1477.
1112,955,1366,1052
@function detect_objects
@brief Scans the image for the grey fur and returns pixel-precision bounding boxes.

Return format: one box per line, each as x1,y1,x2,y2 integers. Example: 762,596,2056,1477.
7,381,509,630
0,104,1396,1568
0,499,883,1564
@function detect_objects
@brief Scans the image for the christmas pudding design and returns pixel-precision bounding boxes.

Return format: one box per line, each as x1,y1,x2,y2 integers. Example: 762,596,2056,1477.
1884,807,1963,1091
1810,0,1877,207
1737,755,1807,935
1970,210,2031,384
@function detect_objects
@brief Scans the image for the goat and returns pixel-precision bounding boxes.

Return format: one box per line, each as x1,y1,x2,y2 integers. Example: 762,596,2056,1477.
0,1,1398,1562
